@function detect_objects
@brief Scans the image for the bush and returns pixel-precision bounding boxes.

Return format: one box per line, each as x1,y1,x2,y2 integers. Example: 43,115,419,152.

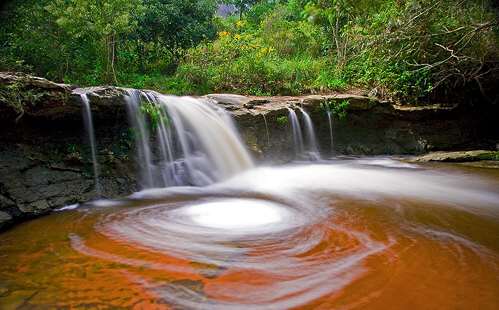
176,0,498,101
175,6,331,95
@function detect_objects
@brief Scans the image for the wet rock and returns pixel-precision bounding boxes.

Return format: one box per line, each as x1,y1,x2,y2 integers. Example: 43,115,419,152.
19,200,51,214
157,279,206,309
0,287,8,297
0,211,13,229
0,194,15,208
412,150,499,162
206,93,251,106
0,72,76,122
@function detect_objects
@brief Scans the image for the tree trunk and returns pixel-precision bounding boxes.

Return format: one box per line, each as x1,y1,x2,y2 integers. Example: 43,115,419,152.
104,34,118,84
110,33,118,84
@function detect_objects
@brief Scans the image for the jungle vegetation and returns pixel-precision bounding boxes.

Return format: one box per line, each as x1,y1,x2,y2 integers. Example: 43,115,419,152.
0,0,498,103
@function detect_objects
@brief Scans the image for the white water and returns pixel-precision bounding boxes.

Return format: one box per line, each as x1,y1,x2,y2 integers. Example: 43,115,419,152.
125,91,253,188
262,113,271,146
327,110,334,155
125,90,156,188
287,107,320,160
287,108,305,157
73,158,499,309
179,199,291,232
299,107,320,160
80,94,101,195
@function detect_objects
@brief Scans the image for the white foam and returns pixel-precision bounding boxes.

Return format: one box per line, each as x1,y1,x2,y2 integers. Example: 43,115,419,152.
179,199,289,231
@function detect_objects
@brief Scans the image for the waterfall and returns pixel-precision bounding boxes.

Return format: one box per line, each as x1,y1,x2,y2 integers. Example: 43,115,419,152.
125,90,253,189
287,108,305,157
287,107,320,160
125,90,155,188
262,113,271,145
80,94,101,195
327,110,334,156
298,107,320,160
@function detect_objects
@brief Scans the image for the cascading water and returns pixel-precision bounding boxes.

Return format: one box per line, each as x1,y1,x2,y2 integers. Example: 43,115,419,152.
298,107,320,160
80,93,101,195
125,90,253,188
287,107,320,160
327,110,334,155
125,90,156,188
287,108,305,157
262,113,271,146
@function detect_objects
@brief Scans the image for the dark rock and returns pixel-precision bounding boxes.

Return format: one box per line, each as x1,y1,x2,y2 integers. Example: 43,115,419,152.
0,211,12,229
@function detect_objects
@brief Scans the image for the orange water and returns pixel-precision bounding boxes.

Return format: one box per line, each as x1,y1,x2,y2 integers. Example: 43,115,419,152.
0,163,498,309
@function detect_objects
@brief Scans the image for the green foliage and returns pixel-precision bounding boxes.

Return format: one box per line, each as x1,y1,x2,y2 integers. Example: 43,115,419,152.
221,0,260,19
0,0,218,86
477,151,499,161
177,0,498,100
176,4,331,95
337,0,499,100
0,81,44,116
276,115,289,126
140,101,169,130
320,99,349,119
0,0,497,102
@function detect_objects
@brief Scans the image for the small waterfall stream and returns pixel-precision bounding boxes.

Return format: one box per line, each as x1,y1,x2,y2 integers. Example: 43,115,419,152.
125,90,253,189
327,110,334,155
288,107,320,160
298,107,320,160
125,90,156,188
80,91,325,191
80,94,101,195
262,113,271,145
287,108,305,157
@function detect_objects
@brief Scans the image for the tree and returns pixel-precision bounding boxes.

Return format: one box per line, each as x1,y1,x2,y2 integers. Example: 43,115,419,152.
136,0,217,70
46,0,144,83
221,0,260,19
0,0,71,79
303,0,353,65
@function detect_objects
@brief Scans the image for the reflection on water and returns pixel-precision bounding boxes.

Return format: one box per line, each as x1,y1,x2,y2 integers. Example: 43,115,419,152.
0,159,498,309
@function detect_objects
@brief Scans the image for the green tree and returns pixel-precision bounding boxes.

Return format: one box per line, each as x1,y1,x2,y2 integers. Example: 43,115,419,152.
221,0,261,19
303,0,354,65
46,0,144,83
0,0,73,79
135,0,217,72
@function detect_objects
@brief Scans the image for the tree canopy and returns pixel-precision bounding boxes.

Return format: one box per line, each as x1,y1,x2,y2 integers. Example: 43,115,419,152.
1,0,497,103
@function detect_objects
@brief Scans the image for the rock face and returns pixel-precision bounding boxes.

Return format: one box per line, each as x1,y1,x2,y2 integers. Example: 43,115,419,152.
1,72,498,229
0,73,135,229
207,93,498,161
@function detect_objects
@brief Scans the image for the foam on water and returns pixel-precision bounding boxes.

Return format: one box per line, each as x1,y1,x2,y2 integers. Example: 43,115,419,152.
3,158,498,309
178,199,291,232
